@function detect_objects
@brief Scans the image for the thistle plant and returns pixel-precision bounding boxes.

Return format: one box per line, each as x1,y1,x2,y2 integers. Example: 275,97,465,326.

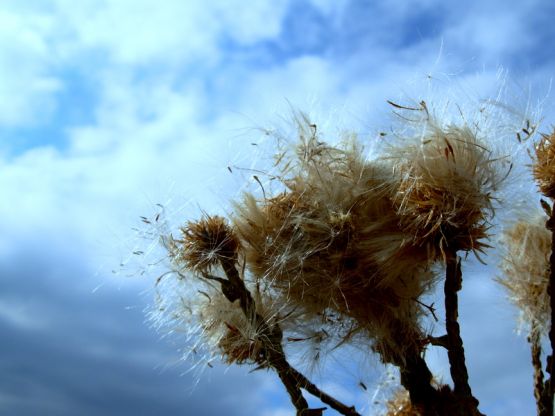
533,132,555,389
521,128,555,416
494,121,555,416
385,102,510,415
233,127,441,410
144,103,522,416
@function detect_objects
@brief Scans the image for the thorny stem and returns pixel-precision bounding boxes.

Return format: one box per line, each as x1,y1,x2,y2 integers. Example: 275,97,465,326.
444,248,483,415
216,258,361,416
529,327,548,416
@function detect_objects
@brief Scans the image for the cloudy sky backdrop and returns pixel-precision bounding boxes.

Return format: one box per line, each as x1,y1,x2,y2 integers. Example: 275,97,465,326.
2,0,555,415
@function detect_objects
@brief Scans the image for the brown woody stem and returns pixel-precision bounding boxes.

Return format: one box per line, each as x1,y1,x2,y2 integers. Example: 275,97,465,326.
444,249,482,414
216,258,360,416
529,326,548,416
400,347,438,409
387,318,439,413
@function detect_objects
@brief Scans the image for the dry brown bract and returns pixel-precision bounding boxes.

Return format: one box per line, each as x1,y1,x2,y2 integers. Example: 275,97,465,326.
534,130,555,198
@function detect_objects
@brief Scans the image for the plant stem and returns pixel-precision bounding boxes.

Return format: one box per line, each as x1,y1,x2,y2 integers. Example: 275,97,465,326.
386,318,439,414
529,326,547,416
400,347,438,409
444,248,482,414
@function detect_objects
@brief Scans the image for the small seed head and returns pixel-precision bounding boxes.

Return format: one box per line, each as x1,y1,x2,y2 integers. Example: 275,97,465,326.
174,215,239,272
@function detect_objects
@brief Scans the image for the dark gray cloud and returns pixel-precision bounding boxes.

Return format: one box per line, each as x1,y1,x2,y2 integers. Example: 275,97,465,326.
0,238,275,415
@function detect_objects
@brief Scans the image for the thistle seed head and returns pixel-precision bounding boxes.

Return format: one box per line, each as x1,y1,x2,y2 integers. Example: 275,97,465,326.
390,122,504,257
498,214,551,333
172,215,239,272
233,117,438,362
533,130,555,198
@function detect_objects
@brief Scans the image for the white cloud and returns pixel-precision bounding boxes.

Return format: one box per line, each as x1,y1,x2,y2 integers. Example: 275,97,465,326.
0,0,292,129
53,0,291,65
0,8,61,126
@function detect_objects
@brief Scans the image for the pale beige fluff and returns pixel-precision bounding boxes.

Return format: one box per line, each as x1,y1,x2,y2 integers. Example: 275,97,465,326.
499,214,551,333
389,120,505,258
150,268,296,366
233,116,438,364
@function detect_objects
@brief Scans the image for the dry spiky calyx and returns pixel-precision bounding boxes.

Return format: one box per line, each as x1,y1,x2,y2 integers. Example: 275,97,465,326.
233,124,437,364
498,215,551,332
534,131,555,198
391,123,503,256
172,215,239,273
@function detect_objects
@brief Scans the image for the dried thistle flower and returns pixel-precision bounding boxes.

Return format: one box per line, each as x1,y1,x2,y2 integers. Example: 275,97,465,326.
533,130,555,198
170,215,239,273
390,121,504,257
498,214,551,333
233,117,437,364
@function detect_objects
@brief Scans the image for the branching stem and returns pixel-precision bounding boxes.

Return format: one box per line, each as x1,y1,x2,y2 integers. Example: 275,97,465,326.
215,258,361,416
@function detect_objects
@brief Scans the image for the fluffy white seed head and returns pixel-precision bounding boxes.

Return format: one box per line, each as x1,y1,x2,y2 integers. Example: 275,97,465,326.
498,214,551,334
233,115,439,364
387,109,508,258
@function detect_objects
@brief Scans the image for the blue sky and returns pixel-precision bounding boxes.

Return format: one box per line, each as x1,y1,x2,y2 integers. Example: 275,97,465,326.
1,0,555,415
